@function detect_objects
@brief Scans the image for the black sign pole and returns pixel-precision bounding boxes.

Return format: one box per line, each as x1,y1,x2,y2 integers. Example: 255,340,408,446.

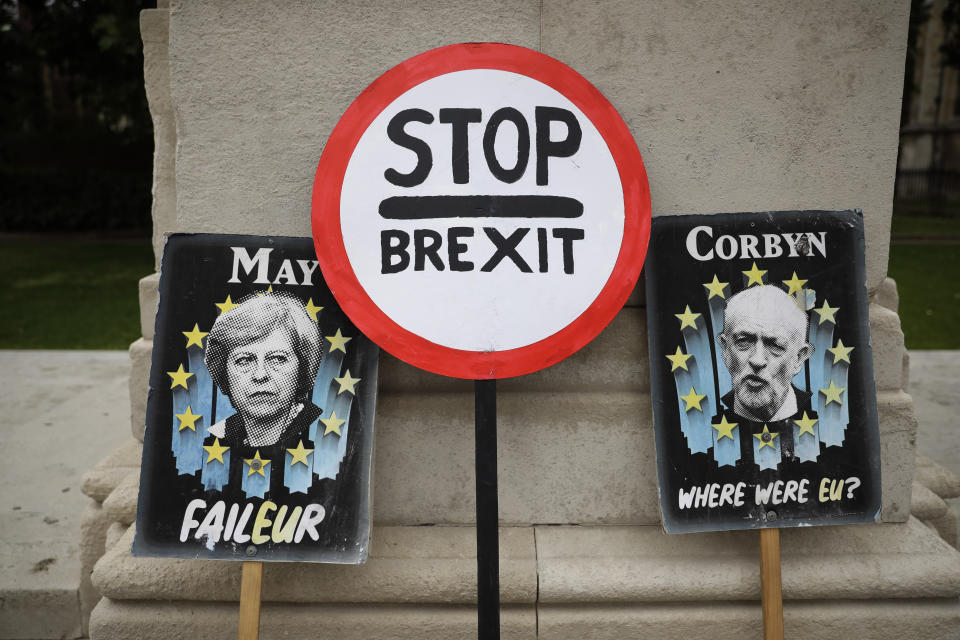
474,379,500,639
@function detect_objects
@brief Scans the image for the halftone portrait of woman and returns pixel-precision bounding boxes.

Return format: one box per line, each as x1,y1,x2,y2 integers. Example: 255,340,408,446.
204,293,322,448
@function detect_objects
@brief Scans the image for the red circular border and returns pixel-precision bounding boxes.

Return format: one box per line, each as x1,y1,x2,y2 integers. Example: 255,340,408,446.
312,43,650,379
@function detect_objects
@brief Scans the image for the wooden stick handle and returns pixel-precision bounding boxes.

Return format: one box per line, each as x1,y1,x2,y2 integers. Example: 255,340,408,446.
759,528,784,640
239,561,263,640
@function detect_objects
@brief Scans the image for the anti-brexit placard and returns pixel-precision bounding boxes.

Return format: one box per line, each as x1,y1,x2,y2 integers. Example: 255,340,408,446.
645,211,881,533
134,234,378,562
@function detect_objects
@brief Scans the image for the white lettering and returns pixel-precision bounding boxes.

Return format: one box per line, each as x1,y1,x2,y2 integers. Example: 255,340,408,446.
685,225,714,261
180,499,206,542
228,247,273,284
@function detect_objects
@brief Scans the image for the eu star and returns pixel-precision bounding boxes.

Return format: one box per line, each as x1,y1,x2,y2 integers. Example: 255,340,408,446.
304,298,323,322
793,412,818,438
334,370,361,395
743,262,767,286
182,324,209,349
712,415,738,441
680,387,706,412
782,271,807,295
287,440,313,467
215,295,239,315
203,437,229,464
666,347,693,372
175,406,201,432
321,411,346,436
753,425,780,450
675,305,701,330
167,364,193,390
820,380,846,406
813,300,839,325
326,329,352,354
702,275,729,300
244,450,270,477
828,339,854,364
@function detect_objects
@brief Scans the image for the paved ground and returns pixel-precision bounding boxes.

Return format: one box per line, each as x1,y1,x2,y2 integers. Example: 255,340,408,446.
0,351,130,639
0,349,957,638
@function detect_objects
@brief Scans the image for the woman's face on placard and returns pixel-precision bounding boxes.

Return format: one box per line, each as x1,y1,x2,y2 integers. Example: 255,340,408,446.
226,327,299,423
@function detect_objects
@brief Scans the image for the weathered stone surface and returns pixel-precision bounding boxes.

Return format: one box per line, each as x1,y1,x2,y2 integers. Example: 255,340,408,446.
138,273,160,340
877,390,919,521
912,480,948,521
105,523,129,553
168,0,540,238
94,525,536,604
875,277,899,312
101,471,140,527
931,504,959,548
379,308,648,393
535,519,960,603
141,8,177,267
0,539,82,640
128,338,152,442
80,501,116,635
916,454,960,500
538,600,960,640
81,439,143,503
372,391,657,525
869,303,906,391
90,598,536,640
541,0,909,292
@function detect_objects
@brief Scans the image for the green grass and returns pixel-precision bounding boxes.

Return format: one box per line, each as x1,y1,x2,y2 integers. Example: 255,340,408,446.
888,244,960,349
891,212,960,238
0,236,154,349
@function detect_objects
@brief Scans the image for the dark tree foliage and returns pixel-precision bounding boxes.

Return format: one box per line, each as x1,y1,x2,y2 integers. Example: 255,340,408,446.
0,0,154,231
943,0,960,69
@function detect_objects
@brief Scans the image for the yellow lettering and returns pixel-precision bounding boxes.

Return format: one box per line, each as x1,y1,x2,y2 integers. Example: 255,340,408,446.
251,501,277,544
271,505,303,543
818,478,831,502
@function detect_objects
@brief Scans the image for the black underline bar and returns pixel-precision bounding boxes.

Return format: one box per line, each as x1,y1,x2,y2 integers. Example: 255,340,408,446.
378,195,584,220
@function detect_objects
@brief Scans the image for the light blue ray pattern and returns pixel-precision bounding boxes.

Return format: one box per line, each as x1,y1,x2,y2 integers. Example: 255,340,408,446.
241,457,271,499
200,448,230,491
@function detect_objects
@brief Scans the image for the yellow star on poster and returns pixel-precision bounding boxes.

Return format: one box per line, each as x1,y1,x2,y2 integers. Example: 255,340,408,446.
742,262,767,286
216,295,238,315
753,425,780,450
712,415,738,441
334,370,361,395
244,450,270,477
254,285,275,297
782,271,808,295
182,324,209,348
828,339,854,364
702,275,729,300
203,437,229,464
813,300,839,325
666,346,693,372
675,305,701,330
326,329,352,354
321,411,346,436
680,387,706,412
304,298,323,322
820,380,846,406
794,412,818,438
167,364,193,390
287,440,313,467
175,406,201,432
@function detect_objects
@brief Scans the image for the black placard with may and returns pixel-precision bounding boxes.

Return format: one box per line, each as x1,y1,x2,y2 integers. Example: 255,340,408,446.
645,211,881,533
134,233,378,562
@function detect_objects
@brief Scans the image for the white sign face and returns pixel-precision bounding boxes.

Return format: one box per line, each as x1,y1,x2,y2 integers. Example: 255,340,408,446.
313,43,650,379
339,69,624,352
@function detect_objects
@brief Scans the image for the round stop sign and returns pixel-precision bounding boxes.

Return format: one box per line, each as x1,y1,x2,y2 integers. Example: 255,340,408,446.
312,43,650,379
